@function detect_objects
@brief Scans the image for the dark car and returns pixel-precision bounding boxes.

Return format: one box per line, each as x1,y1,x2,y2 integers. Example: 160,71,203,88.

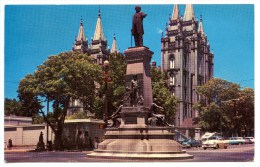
181,139,202,148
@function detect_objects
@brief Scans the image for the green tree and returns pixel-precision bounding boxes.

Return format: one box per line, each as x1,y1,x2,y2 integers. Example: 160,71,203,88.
32,114,44,124
196,78,240,104
5,97,43,123
221,88,254,136
66,111,88,120
18,51,101,150
238,88,254,136
4,98,22,116
150,67,178,124
107,52,126,111
193,102,222,132
95,52,126,119
194,78,254,136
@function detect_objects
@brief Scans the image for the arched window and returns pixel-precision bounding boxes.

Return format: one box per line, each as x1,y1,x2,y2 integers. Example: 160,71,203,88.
170,74,175,86
169,55,175,69
172,89,175,96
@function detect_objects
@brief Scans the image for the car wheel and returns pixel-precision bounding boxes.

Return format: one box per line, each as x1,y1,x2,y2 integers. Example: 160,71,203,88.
203,147,207,150
214,144,219,149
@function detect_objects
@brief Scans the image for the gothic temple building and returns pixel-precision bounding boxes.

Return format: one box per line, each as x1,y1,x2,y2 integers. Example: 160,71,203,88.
161,4,214,135
67,8,119,116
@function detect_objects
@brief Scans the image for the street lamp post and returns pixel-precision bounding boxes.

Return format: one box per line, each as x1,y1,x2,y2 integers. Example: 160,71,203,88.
102,60,111,126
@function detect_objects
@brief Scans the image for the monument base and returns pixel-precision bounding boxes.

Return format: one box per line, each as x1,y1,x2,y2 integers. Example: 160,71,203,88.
87,107,193,160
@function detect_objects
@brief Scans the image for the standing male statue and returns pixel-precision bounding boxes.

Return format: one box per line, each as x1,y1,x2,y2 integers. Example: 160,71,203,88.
130,75,140,106
131,6,147,47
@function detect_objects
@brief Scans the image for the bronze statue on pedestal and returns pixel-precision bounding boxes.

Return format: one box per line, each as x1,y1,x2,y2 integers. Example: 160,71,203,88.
131,6,147,47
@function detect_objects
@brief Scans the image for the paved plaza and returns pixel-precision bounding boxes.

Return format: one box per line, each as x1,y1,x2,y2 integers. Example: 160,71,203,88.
4,144,254,162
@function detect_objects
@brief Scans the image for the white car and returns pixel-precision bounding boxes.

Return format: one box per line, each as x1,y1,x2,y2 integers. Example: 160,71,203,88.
202,136,228,150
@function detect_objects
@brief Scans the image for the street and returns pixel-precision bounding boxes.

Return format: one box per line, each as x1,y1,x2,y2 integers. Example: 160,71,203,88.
4,144,254,162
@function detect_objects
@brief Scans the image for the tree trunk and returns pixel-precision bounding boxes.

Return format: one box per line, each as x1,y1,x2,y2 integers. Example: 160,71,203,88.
54,129,63,150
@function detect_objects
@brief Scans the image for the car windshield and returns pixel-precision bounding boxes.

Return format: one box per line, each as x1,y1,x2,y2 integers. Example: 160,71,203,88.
201,138,207,142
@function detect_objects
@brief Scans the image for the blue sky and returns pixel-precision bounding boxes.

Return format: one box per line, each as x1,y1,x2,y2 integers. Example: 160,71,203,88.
4,4,254,100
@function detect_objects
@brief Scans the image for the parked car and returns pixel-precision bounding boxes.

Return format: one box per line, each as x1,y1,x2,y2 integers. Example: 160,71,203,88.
181,139,202,148
244,137,254,144
228,137,245,145
202,136,228,150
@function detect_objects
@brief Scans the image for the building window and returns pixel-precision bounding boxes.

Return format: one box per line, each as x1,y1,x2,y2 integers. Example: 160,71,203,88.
170,58,174,69
170,57,174,69
74,100,77,106
170,74,175,86
171,88,175,96
169,54,175,69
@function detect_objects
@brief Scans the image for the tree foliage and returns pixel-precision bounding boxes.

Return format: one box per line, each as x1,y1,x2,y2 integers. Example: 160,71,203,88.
4,98,22,116
18,51,101,150
5,97,44,124
150,67,178,124
66,111,88,120
94,52,126,119
194,78,254,136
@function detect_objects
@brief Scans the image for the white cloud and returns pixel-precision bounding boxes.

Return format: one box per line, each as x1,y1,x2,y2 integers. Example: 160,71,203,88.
157,28,163,34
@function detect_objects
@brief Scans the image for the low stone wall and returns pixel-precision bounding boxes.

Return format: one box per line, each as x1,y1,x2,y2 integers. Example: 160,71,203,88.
4,125,54,146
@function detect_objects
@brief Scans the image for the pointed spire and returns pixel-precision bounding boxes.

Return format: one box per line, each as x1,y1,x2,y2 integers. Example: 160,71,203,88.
72,18,89,53
183,4,195,21
111,33,118,53
93,7,105,41
98,6,101,17
76,18,87,42
198,14,205,35
171,4,180,20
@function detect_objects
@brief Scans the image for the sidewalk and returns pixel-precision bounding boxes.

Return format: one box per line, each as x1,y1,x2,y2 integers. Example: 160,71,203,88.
4,146,36,153
4,146,94,153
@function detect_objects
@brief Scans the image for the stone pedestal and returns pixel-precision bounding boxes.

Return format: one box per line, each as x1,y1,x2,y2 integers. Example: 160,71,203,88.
120,106,150,128
87,46,193,160
87,106,193,160
124,46,153,108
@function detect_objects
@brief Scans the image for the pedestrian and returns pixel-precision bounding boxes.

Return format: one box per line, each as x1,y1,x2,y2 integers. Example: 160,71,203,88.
94,137,99,149
8,138,13,149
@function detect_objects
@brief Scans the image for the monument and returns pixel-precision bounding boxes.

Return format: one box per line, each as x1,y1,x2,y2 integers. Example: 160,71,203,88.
87,6,193,160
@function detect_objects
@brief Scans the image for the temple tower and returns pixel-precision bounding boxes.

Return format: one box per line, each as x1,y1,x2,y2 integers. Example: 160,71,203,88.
161,4,214,137
72,18,90,54
90,7,110,65
111,33,119,54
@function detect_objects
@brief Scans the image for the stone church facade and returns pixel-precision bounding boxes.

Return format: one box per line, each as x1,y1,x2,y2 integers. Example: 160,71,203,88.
161,5,214,135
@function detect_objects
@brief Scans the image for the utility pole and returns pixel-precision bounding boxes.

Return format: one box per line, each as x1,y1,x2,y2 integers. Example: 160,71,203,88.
46,97,49,145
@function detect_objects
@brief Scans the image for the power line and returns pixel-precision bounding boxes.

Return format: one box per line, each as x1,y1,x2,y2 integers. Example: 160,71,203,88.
233,79,254,83
5,81,20,84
